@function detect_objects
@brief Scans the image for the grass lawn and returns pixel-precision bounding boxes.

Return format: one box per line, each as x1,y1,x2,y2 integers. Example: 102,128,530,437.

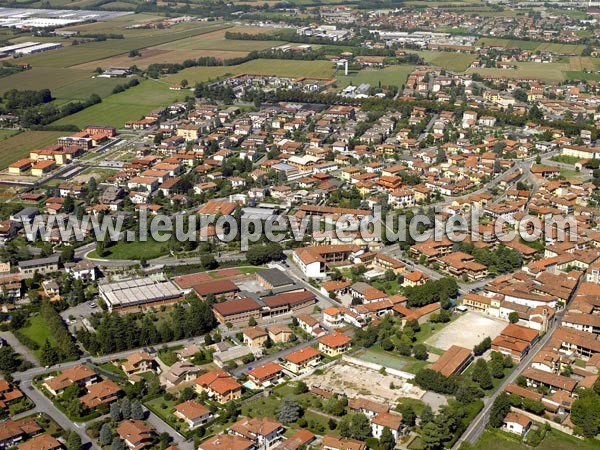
20,315,54,354
87,236,170,261
417,51,476,71
461,427,600,450
145,395,192,435
96,362,127,378
371,278,401,295
336,65,414,88
158,346,183,366
53,79,184,129
0,129,18,140
164,59,336,84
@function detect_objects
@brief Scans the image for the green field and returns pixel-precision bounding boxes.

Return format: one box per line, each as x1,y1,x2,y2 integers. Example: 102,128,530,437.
462,428,600,450
0,131,65,169
53,79,183,128
337,65,414,88
52,77,129,102
155,37,284,52
354,348,407,370
164,59,335,84
20,315,55,351
417,51,476,71
0,129,18,140
0,68,92,96
475,37,586,55
466,61,580,83
87,236,170,261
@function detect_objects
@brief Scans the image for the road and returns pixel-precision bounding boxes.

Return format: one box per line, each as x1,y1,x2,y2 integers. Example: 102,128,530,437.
454,311,564,449
19,379,100,450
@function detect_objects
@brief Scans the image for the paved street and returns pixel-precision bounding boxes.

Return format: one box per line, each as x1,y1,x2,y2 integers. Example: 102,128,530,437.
453,312,561,449
18,379,100,450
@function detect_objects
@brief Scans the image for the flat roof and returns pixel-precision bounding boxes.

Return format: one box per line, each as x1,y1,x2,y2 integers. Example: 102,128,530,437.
256,268,295,288
99,277,181,308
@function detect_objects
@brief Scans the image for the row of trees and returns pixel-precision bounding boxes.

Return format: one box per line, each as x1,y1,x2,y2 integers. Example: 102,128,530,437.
77,295,216,355
38,299,79,365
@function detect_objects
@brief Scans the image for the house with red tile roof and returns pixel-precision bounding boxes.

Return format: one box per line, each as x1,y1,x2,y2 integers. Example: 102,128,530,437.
194,370,242,404
318,332,352,357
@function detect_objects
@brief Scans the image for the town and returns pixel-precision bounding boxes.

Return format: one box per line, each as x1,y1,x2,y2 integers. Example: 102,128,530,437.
0,0,599,450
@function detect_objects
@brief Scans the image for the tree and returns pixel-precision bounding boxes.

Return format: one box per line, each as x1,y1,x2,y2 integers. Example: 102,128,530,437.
131,400,144,420
349,413,371,440
200,254,217,270
294,381,309,395
413,343,428,361
121,398,131,419
110,402,122,422
66,431,82,450
379,426,395,450
100,423,113,446
398,404,416,427
248,317,257,327
277,397,302,424
471,359,493,390
39,339,59,366
111,438,125,450
421,404,434,425
508,312,519,324
489,393,511,428
421,420,444,450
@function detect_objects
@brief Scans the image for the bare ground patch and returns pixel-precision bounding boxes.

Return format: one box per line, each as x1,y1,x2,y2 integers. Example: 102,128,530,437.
425,311,506,351
303,361,425,406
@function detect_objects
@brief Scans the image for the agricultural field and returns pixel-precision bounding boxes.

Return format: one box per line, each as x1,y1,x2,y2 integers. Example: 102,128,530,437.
417,51,476,72
52,79,186,128
0,131,65,169
466,61,582,83
475,37,586,55
0,129,18,140
461,428,600,450
336,65,414,88
163,58,336,84
0,67,92,96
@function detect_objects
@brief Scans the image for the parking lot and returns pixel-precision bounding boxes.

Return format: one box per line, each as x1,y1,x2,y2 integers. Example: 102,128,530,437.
425,311,506,351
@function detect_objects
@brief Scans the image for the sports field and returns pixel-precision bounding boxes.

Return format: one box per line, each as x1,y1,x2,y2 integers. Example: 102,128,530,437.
0,131,65,169
354,348,407,371
52,79,184,128
164,58,336,84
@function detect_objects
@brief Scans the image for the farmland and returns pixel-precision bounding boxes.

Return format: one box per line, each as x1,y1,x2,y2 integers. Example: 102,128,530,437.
475,37,586,55
163,59,336,84
52,79,185,128
337,65,414,88
417,51,476,72
0,131,65,169
466,60,588,83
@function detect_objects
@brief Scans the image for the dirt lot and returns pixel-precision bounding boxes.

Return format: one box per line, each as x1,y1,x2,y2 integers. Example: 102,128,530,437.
303,360,425,405
425,311,506,351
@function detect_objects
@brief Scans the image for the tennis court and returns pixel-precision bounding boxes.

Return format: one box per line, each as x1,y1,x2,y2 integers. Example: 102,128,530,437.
355,348,407,371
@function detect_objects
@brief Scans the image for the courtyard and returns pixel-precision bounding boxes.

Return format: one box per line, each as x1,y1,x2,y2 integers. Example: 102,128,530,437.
425,311,506,351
